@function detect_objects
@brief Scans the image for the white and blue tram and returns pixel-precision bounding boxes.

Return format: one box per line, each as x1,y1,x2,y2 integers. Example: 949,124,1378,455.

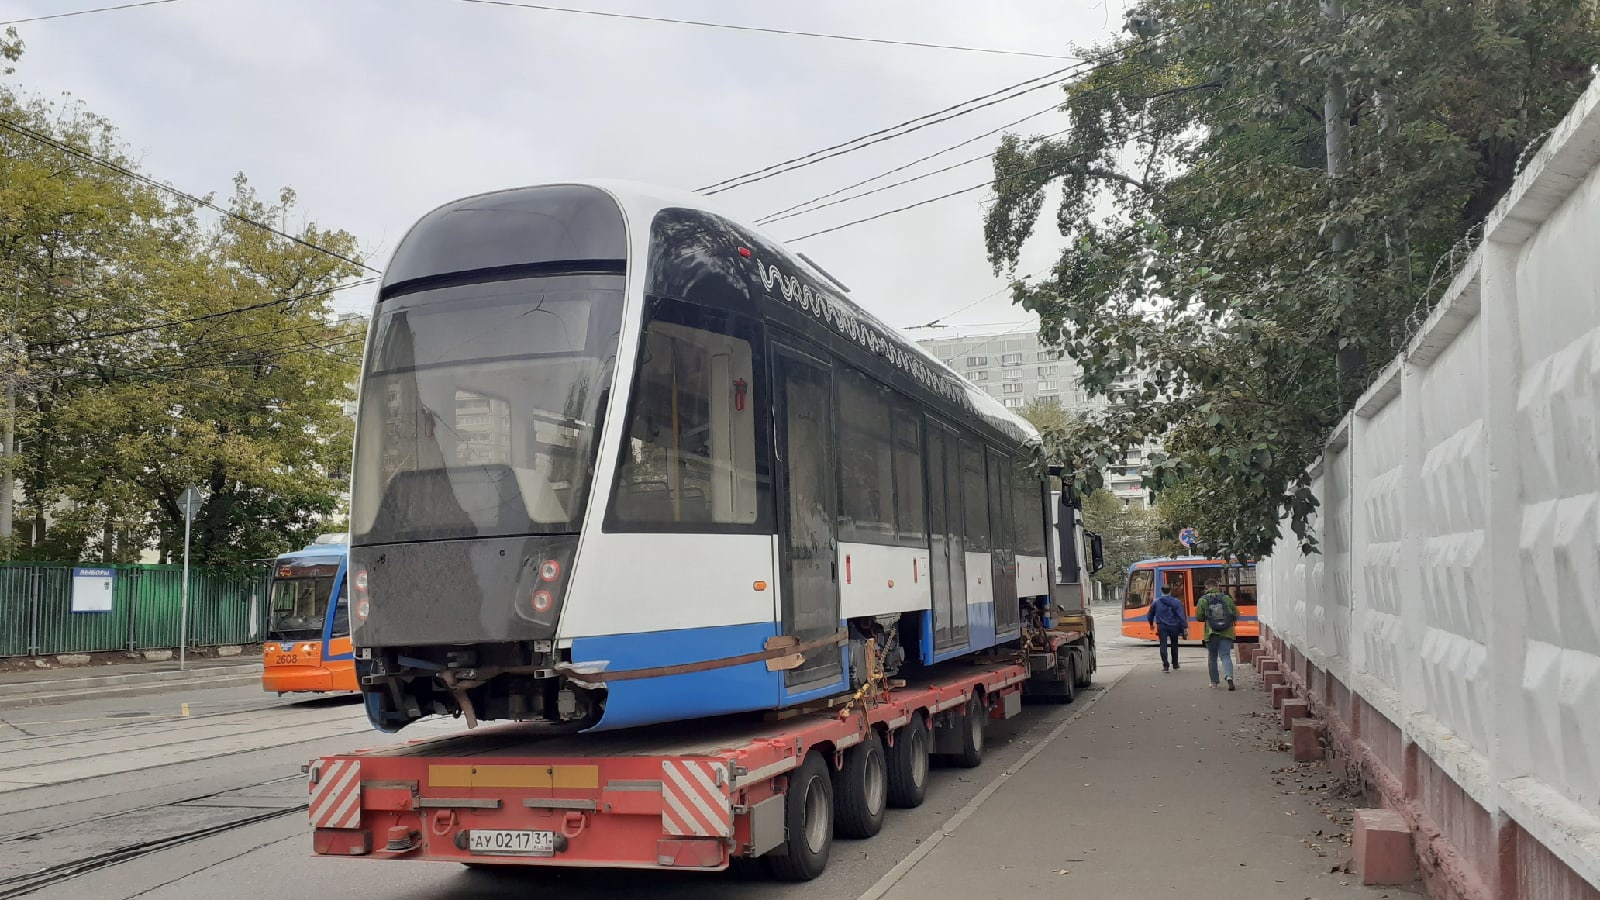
349,181,1067,733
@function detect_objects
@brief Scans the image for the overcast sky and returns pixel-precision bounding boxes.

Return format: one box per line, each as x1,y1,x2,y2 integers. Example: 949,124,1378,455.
5,0,1127,340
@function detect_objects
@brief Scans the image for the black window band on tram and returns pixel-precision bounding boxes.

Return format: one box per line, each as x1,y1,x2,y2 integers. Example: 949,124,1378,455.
378,184,629,293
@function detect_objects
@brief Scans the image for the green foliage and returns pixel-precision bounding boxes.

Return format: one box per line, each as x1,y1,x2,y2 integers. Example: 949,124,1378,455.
3,54,365,565
1,27,20,75
1014,398,1133,500
1080,489,1173,588
985,0,1599,557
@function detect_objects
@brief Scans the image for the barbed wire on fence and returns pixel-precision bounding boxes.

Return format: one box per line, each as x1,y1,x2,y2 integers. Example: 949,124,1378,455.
1376,125,1558,378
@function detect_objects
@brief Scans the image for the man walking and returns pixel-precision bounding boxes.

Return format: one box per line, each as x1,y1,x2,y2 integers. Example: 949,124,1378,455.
1197,579,1239,690
1146,579,1187,672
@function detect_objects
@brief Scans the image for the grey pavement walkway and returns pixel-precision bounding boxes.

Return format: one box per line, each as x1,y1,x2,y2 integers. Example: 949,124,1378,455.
869,639,1422,900
0,655,258,688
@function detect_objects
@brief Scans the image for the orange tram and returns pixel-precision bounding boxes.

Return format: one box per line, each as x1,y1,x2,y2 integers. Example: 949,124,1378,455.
262,534,357,694
1119,556,1258,642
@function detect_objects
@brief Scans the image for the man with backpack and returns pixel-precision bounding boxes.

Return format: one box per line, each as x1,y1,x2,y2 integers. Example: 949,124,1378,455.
1197,579,1239,690
1146,579,1188,672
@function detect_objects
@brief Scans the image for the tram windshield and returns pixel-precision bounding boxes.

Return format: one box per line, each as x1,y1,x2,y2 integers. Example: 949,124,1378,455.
268,561,339,641
351,274,624,545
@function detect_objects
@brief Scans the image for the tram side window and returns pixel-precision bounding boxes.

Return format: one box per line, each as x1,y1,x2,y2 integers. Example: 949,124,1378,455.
1164,569,1193,612
612,303,760,528
1011,461,1047,557
1124,568,1154,610
891,409,926,546
838,369,896,542
1236,565,1258,606
1192,566,1223,600
330,583,350,636
960,439,990,551
987,447,1016,553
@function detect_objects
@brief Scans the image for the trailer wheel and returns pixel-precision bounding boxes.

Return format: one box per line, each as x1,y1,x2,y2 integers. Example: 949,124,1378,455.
833,731,887,838
1058,657,1078,703
953,694,986,768
765,751,833,881
886,713,930,809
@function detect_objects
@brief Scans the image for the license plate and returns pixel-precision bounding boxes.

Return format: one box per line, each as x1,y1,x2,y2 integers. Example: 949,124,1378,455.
468,830,555,856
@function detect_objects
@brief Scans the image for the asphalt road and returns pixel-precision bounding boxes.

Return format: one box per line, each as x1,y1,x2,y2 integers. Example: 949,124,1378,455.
0,623,1142,900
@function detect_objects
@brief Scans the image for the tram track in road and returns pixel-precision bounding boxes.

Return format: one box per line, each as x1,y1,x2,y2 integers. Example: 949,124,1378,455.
0,695,361,752
0,774,304,844
0,704,373,791
0,804,306,900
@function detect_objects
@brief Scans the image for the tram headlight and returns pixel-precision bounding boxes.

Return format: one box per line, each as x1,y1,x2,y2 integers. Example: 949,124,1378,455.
539,560,561,582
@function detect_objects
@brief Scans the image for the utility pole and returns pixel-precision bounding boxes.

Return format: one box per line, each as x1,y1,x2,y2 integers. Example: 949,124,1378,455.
178,485,203,671
1,274,20,554
1322,0,1363,396
0,369,13,551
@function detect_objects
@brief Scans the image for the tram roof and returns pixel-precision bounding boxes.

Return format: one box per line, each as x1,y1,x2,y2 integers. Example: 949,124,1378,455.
380,180,1043,445
609,180,1038,444
278,540,347,565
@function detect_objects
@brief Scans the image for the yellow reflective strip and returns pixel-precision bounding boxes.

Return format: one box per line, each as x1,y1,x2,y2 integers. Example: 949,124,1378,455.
428,764,600,789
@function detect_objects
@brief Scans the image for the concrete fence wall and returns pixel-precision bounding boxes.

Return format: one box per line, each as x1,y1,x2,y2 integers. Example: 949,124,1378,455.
1259,77,1600,900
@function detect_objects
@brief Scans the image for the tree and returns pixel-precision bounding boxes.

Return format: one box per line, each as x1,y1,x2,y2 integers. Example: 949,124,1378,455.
2,82,177,558
1079,488,1172,589
1014,397,1135,500
984,0,1600,558
23,178,365,565
4,49,366,564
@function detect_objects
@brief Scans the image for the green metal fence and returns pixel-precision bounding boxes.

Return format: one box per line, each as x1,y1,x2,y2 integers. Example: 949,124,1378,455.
0,561,273,658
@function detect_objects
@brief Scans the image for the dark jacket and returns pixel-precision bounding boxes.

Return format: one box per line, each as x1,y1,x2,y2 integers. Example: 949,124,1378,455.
1147,592,1187,631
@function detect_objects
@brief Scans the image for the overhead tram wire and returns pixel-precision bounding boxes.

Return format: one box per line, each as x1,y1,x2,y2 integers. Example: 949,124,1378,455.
1,116,381,351
447,0,1076,60
0,0,185,27
784,183,990,242
695,46,1136,195
0,116,377,276
756,58,1167,226
28,278,379,352
756,102,1065,225
700,63,1082,195
759,126,1073,228
904,268,1053,331
951,320,1038,364
60,330,368,383
784,148,1102,243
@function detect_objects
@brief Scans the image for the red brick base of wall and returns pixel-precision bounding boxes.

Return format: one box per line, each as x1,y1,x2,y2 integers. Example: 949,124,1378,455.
1256,626,1600,900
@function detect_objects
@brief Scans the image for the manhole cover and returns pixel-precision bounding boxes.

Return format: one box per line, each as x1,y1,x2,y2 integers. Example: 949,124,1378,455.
106,711,153,718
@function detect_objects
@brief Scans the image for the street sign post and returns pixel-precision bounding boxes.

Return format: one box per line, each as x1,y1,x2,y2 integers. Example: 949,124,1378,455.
1179,527,1198,553
178,485,203,671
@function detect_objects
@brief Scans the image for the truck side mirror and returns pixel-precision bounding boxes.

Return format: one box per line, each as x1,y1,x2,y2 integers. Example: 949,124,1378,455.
1087,532,1105,575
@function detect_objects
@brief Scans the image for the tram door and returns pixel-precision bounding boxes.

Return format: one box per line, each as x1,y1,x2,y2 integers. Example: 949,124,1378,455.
925,421,969,652
774,346,843,693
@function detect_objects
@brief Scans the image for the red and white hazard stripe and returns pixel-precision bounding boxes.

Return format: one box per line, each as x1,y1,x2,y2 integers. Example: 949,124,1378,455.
660,759,731,838
309,759,362,830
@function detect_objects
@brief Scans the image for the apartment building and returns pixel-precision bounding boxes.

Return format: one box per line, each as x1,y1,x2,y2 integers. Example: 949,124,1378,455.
916,329,1154,507
915,332,1089,409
